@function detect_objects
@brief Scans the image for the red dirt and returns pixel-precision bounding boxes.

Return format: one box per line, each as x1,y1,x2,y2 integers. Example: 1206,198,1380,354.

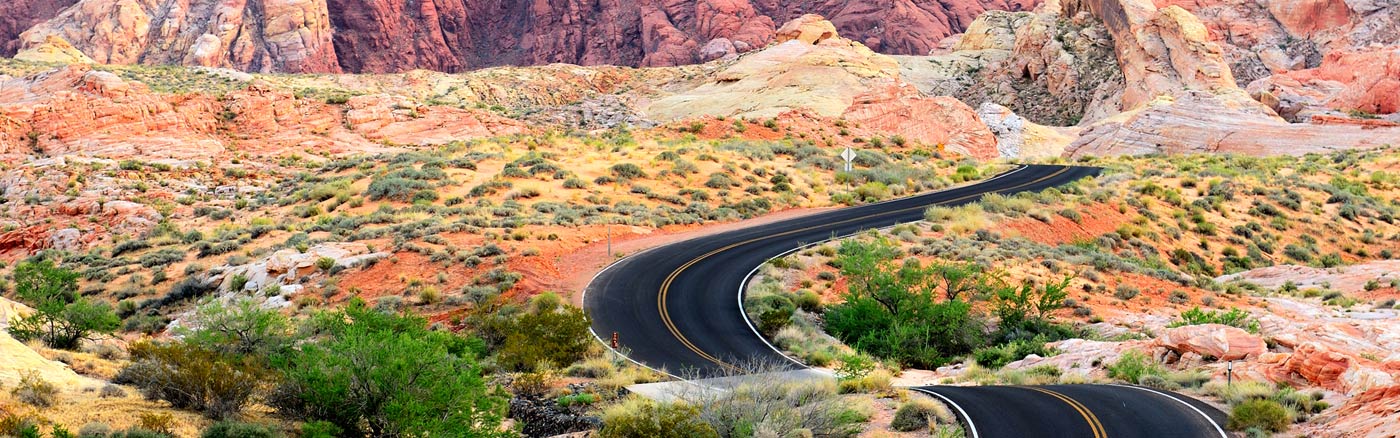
1000,202,1133,246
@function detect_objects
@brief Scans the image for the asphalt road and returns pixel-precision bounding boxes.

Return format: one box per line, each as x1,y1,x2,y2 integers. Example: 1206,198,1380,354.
914,384,1229,438
584,164,1100,376
583,163,1231,437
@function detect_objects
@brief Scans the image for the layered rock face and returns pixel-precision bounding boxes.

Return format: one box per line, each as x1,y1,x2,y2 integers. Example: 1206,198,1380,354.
17,0,342,73
9,0,1041,73
0,65,526,161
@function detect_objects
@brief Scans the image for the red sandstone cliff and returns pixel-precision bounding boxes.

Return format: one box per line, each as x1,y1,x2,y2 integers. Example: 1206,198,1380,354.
7,0,1039,73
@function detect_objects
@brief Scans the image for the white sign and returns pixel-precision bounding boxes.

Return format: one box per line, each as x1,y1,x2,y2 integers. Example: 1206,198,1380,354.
840,147,856,172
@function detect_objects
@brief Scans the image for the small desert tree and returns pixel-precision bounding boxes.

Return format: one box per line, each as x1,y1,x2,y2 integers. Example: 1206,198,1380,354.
8,259,119,350
268,299,509,438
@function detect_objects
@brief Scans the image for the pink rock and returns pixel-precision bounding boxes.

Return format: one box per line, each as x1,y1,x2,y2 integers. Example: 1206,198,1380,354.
1153,323,1266,361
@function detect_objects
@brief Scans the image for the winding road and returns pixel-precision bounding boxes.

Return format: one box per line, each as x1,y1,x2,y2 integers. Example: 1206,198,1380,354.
584,164,1230,437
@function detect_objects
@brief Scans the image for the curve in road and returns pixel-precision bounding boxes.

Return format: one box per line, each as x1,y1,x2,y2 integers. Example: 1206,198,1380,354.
913,384,1229,438
584,164,1098,376
583,163,1231,437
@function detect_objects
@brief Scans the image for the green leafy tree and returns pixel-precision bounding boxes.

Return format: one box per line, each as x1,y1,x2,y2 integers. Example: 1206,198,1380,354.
268,299,507,438
176,298,292,357
991,276,1072,331
8,259,119,350
824,238,984,368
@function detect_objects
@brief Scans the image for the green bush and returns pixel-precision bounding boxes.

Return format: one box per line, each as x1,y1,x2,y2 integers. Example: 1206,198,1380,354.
495,295,593,372
1107,351,1165,384
1227,399,1290,432
599,397,717,438
268,299,507,437
610,163,646,180
751,294,795,335
176,298,292,358
297,422,341,438
7,259,119,350
200,422,280,438
972,338,1051,369
1169,307,1260,333
364,177,429,201
824,238,986,369
794,290,822,313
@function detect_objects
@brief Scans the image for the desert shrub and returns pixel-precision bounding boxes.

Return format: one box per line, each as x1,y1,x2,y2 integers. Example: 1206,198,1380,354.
1107,351,1165,384
78,423,112,438
853,182,890,202
11,371,58,407
794,290,823,313
200,422,280,438
177,298,293,357
267,299,506,438
115,340,269,419
705,172,738,189
891,399,943,432
675,377,865,437
1169,307,1260,333
99,383,126,398
7,259,120,350
298,422,341,438
364,177,430,201
972,337,1052,369
494,294,593,372
610,163,646,180
1114,284,1140,300
598,397,717,438
749,294,795,335
1228,399,1290,432
1168,290,1190,304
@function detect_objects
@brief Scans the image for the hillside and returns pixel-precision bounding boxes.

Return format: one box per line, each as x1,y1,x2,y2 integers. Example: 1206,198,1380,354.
0,0,1396,436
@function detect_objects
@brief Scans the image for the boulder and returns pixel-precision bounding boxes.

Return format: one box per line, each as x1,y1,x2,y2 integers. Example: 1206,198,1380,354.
1153,323,1265,361
775,14,839,45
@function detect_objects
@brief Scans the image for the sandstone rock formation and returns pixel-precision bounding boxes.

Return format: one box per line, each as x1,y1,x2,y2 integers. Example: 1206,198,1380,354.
9,0,1041,73
0,65,526,162
841,84,1000,159
1248,47,1400,119
1154,323,1266,361
13,34,93,64
645,16,902,121
1064,92,1400,156
898,5,1126,126
18,0,342,73
645,15,999,159
0,0,76,56
0,65,226,160
1218,261,1400,293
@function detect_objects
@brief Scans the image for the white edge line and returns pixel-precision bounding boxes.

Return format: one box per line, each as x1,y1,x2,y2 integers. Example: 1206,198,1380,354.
581,245,688,381
1107,384,1229,438
910,387,981,438
585,164,1036,381
735,165,1032,368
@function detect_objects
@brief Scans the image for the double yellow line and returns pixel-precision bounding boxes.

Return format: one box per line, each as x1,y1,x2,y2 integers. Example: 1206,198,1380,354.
655,167,1073,370
1023,386,1107,438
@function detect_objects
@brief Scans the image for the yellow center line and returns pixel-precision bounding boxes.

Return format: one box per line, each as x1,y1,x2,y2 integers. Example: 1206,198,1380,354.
1022,386,1107,438
656,167,1074,370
